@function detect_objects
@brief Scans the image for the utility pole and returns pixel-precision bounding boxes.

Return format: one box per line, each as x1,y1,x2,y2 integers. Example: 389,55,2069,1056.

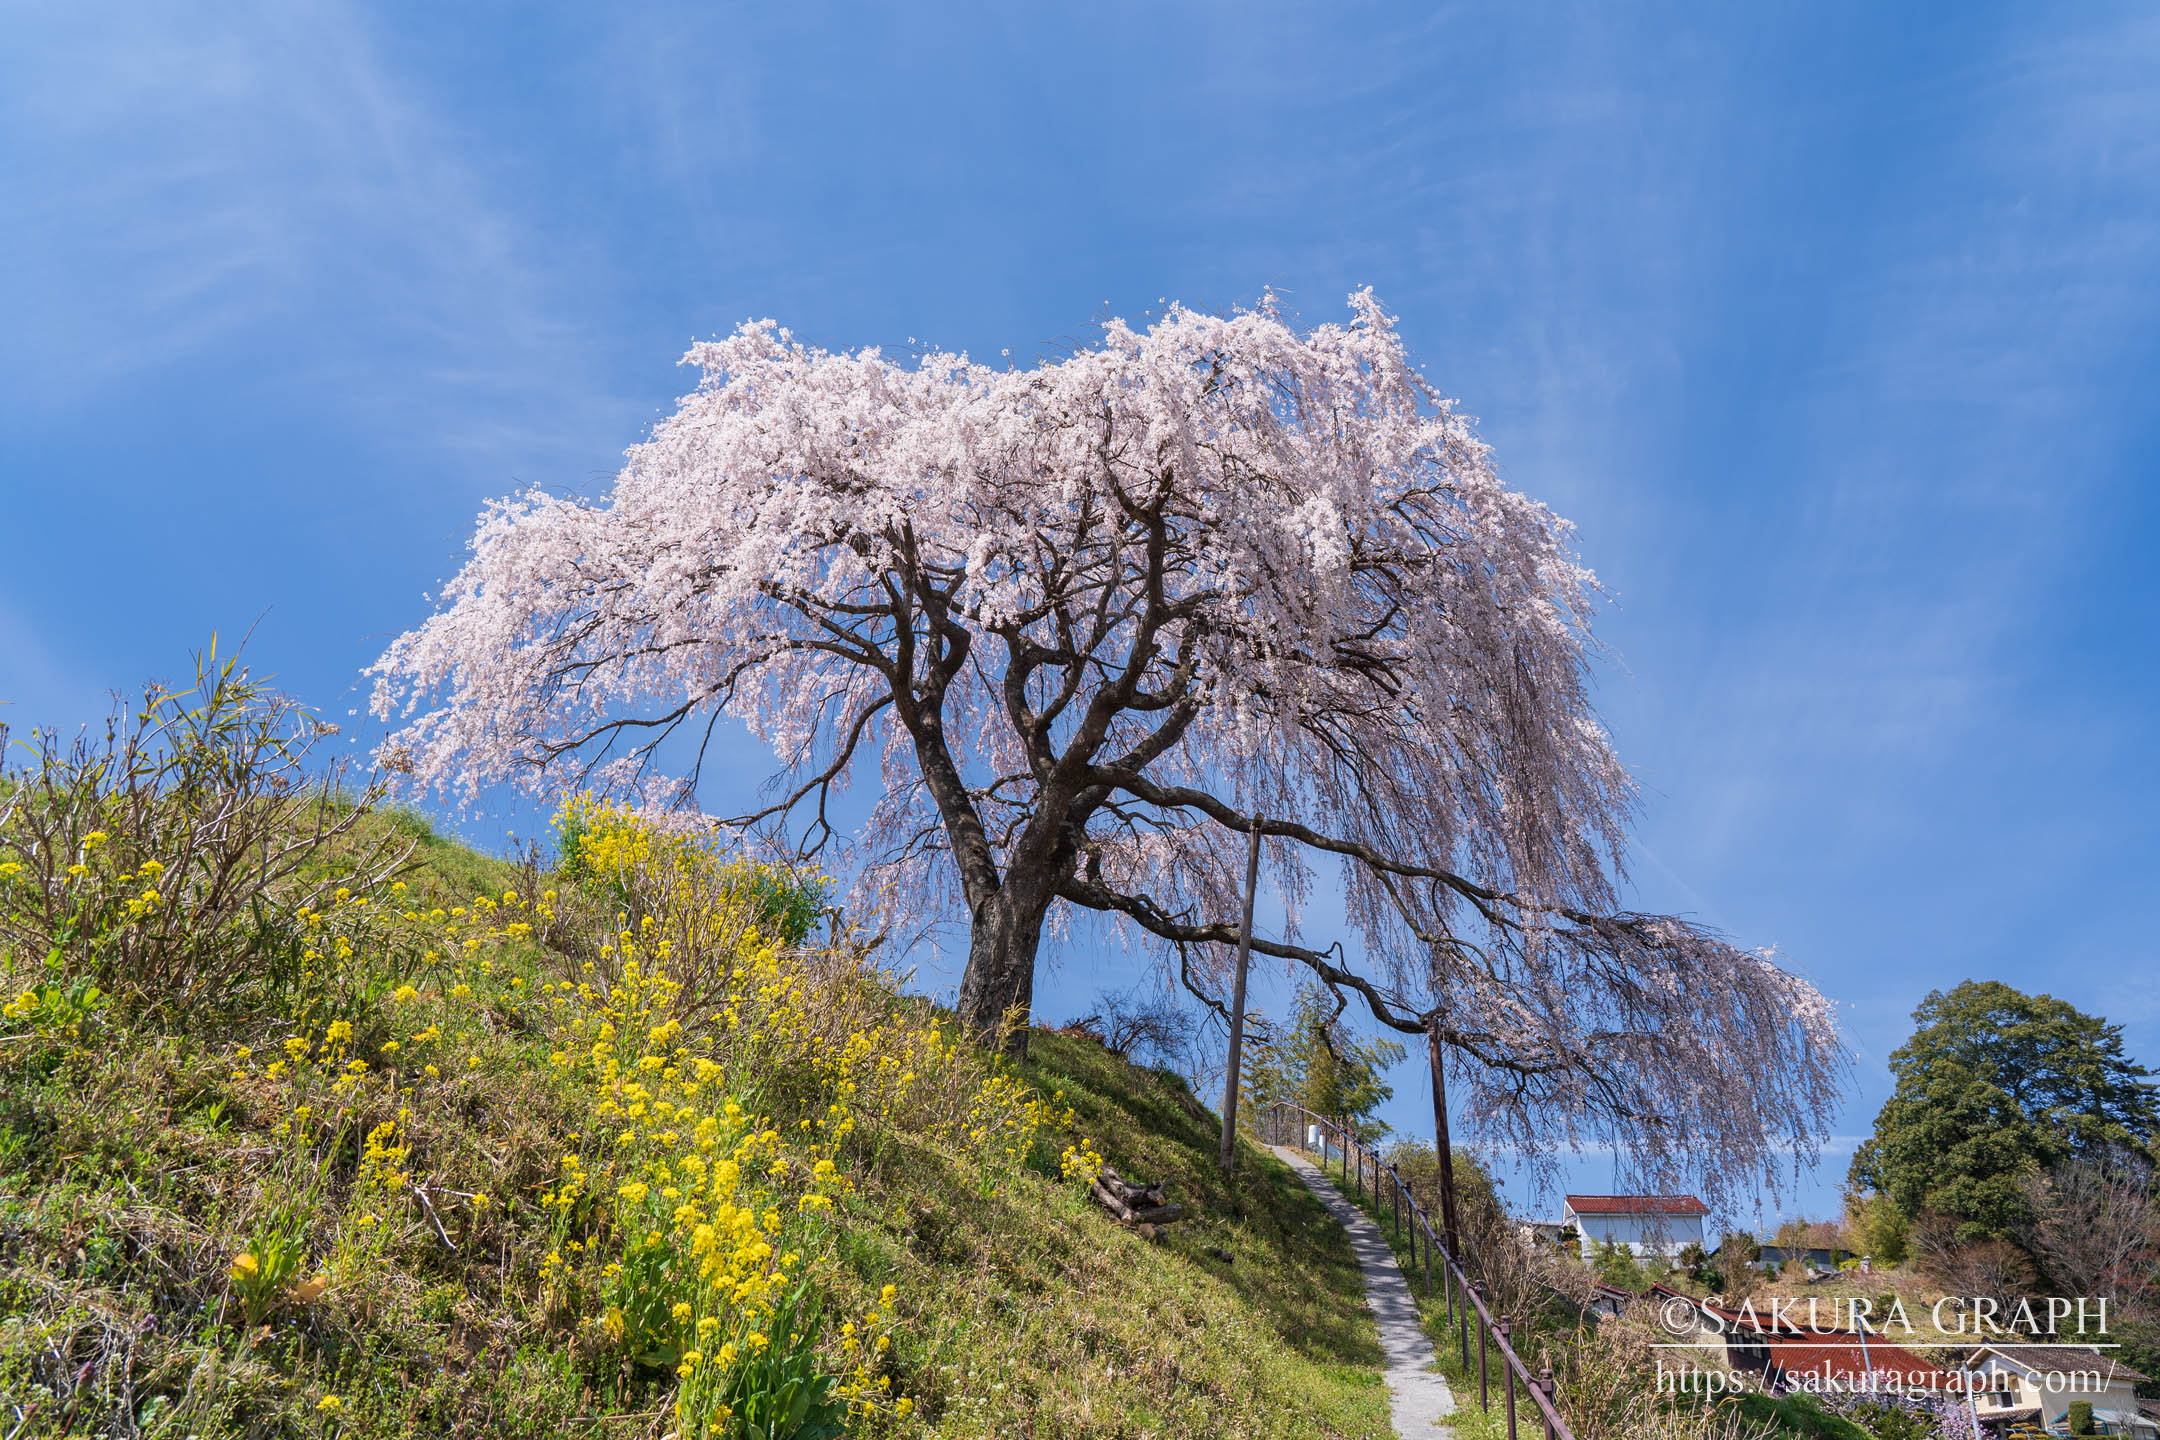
1427,1017,1463,1259
1217,817,1263,1172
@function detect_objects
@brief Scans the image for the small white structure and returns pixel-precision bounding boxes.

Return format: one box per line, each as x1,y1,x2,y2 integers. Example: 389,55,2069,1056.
1561,1194,1707,1258
1968,1344,2155,1438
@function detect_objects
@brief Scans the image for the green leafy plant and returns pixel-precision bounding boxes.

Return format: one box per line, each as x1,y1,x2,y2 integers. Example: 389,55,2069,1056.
1589,1236,1648,1291
0,972,108,1039
229,1223,307,1325
707,1283,847,1440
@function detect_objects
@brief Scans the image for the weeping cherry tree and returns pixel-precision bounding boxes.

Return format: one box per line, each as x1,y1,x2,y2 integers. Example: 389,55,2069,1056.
370,292,1845,1208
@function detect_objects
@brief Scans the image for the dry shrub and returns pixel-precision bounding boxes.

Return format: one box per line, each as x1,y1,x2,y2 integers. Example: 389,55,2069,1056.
1387,1141,1594,1323
2019,1159,2160,1311
0,645,406,1023
1556,1305,1775,1440
1912,1214,2040,1319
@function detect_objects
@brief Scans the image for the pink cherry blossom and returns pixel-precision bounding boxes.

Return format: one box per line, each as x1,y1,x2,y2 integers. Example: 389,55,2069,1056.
371,292,1844,1207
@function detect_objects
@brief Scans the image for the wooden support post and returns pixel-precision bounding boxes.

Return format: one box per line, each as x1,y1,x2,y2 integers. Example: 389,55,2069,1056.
1427,1018,1463,1262
1217,818,1262,1173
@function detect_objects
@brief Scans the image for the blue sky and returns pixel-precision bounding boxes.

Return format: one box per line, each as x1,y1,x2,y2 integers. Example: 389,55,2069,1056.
5,2,2157,1230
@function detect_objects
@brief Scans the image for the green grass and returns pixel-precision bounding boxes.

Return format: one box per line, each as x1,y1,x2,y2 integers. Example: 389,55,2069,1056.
0,819,1395,1439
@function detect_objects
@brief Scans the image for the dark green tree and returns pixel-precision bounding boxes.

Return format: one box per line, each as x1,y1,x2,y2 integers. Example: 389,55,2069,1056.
1590,1237,1649,1291
1242,982,1407,1143
1850,981,2160,1241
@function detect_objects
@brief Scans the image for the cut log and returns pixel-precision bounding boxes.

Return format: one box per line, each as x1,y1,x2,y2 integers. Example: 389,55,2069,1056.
1089,1172,1185,1226
1095,1167,1169,1209
1090,1178,1138,1220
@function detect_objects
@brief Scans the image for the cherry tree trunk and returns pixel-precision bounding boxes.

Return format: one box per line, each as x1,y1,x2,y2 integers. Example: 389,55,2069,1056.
954,874,1055,1055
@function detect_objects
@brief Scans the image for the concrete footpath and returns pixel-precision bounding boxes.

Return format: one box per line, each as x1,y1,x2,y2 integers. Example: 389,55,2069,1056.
1275,1145,1456,1438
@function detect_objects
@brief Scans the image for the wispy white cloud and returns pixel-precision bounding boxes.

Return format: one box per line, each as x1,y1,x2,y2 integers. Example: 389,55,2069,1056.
1,0,632,468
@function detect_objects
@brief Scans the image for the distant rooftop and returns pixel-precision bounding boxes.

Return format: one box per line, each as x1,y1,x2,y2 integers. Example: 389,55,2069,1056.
1563,1194,1709,1217
1975,1343,2151,1385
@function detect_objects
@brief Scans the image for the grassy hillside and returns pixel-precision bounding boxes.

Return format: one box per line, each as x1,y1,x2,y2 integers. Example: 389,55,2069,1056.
0,670,1393,1439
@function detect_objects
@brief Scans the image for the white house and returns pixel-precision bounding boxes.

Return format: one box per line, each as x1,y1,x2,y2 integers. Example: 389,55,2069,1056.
1967,1344,2155,1438
1561,1194,1707,1259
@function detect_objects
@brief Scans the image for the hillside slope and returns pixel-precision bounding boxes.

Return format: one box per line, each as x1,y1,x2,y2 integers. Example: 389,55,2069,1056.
1,787,1392,1439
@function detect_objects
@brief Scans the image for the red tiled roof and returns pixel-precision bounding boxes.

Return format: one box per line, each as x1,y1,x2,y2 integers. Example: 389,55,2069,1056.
1564,1194,1709,1217
1763,1335,1957,1388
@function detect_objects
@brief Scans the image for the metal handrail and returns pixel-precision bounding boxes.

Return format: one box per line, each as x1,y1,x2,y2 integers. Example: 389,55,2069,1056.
1257,1100,1575,1440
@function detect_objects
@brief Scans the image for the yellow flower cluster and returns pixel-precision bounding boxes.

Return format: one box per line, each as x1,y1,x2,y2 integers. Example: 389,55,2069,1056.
534,941,874,1432
203,798,1101,1434
1060,1136,1105,1185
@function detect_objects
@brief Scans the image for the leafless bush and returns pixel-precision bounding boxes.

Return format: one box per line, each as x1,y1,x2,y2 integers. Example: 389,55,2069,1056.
2020,1159,2160,1315
1555,1304,1776,1440
1063,984,1199,1071
1914,1216,2040,1321
1716,1234,1764,1302
1386,1140,1593,1322
0,646,407,1021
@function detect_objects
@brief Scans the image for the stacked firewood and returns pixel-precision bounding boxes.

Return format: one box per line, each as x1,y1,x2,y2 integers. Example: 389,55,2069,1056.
1089,1166,1184,1233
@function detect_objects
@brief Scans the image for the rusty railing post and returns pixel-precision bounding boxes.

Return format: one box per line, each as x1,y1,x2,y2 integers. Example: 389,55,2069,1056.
1500,1316,1517,1440
1474,1282,1489,1409
1539,1363,1557,1440
1456,1263,1468,1367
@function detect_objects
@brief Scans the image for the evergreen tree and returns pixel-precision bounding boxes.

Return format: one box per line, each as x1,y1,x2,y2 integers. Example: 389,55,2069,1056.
1850,981,2159,1241
1590,1238,1648,1291
1242,983,1406,1143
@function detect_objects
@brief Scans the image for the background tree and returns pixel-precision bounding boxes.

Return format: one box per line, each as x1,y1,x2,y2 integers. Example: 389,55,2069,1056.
1589,1237,1649,1291
1240,982,1406,1143
1714,1233,1763,1301
1850,981,2159,1240
370,294,1843,1205
1841,1188,1911,1264
1064,983,1197,1075
2020,1158,2160,1376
